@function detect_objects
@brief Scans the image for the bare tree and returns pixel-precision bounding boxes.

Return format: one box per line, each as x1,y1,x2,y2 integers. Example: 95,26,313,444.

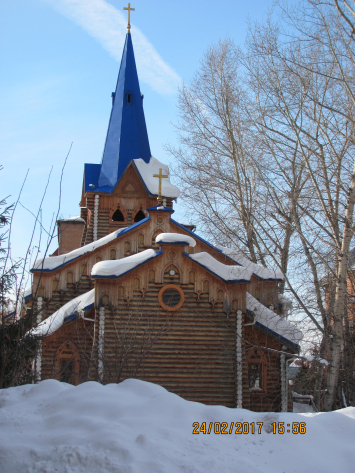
169,1,355,410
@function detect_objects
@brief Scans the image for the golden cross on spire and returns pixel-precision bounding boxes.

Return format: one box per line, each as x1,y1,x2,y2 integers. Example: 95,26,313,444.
153,168,168,205
123,3,135,34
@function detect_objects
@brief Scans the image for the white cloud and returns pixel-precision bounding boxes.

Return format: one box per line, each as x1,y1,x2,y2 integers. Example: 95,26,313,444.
42,0,181,95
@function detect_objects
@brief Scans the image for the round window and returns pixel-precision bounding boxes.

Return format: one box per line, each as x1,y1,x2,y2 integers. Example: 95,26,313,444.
158,285,184,311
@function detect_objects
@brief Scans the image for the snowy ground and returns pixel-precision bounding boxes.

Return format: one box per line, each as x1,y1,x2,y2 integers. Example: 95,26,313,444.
0,380,354,473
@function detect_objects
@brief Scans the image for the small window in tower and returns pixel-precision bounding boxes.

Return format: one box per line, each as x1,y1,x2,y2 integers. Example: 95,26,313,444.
127,93,131,103
134,210,146,222
112,208,124,222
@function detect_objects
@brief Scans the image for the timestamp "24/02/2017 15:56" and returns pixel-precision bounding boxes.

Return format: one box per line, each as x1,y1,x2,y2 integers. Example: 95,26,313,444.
192,422,306,435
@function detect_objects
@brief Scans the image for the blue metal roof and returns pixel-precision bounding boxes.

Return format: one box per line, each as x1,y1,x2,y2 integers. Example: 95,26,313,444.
146,206,175,213
98,33,151,189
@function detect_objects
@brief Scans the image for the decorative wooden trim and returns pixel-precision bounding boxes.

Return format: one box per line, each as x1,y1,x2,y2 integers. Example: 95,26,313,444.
158,284,185,312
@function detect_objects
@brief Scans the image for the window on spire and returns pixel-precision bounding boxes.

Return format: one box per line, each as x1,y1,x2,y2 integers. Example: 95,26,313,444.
112,208,125,222
134,210,146,222
126,91,133,104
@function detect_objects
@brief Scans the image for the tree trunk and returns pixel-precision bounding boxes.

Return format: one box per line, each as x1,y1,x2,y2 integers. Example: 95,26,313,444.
324,167,355,411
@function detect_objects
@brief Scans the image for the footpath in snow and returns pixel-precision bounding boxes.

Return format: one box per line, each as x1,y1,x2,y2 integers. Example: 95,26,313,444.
0,379,354,473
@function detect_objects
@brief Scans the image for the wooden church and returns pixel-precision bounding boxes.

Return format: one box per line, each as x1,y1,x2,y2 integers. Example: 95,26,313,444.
28,8,302,412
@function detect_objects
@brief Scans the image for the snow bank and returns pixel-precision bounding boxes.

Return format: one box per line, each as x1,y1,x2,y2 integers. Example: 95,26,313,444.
1,379,355,473
246,293,303,345
28,289,94,337
215,245,284,281
32,228,127,271
156,232,196,247
188,252,253,282
133,156,180,198
92,249,159,278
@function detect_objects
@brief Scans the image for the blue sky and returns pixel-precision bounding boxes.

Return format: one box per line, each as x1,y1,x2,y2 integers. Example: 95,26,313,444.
1,0,276,266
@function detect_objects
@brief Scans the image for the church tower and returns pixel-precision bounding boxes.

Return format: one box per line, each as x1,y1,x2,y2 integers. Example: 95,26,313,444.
61,14,179,253
29,5,301,412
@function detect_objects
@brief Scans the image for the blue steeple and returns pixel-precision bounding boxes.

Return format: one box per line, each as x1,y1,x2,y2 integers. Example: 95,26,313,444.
98,33,151,189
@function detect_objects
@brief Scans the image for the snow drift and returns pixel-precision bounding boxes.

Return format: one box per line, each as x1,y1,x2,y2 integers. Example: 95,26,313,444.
0,379,354,473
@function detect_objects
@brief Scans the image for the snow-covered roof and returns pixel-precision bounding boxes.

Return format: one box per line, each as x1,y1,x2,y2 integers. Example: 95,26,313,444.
156,233,196,247
215,245,284,281
246,293,302,347
28,289,94,338
32,219,149,272
92,249,160,279
133,157,180,199
4,286,32,320
58,216,85,223
24,286,32,300
32,229,127,272
187,252,253,282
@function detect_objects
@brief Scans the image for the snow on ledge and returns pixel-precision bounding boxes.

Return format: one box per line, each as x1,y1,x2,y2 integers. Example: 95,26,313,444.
188,252,253,282
58,216,85,223
28,289,94,338
246,293,302,346
215,245,284,281
32,228,128,272
133,157,180,198
156,233,196,247
92,249,159,278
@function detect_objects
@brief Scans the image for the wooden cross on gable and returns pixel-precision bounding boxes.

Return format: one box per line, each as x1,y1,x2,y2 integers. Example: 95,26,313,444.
123,3,135,33
153,168,168,205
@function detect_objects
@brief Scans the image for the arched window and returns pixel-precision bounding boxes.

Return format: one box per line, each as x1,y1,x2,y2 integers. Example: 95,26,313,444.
102,294,109,306
247,348,267,394
112,208,125,222
52,279,59,292
267,295,273,306
124,241,131,254
67,272,74,284
118,285,125,299
133,277,140,289
37,287,44,298
110,249,116,260
95,255,102,264
232,299,239,311
148,268,155,283
134,210,146,222
203,280,210,294
217,289,224,301
189,270,195,284
138,234,144,247
81,264,87,276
